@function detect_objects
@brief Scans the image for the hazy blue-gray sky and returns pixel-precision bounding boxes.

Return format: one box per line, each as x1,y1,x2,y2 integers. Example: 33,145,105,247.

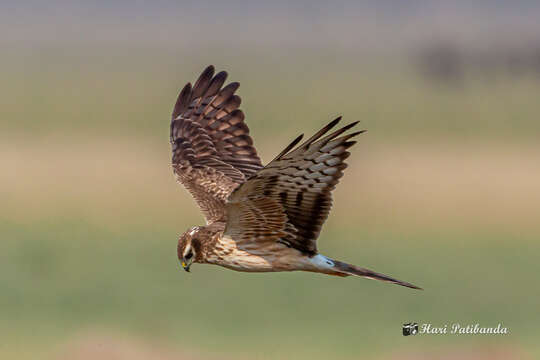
2,0,540,52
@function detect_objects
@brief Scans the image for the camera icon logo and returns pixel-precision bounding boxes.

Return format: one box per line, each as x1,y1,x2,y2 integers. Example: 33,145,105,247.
403,322,419,336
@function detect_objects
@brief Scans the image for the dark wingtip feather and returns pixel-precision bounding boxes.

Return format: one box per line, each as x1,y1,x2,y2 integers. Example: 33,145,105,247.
220,81,240,97
205,71,228,97
345,130,367,139
271,134,304,162
340,120,360,132
197,65,215,84
200,65,215,81
328,116,342,127
316,121,363,148
214,70,228,81
172,82,192,120
192,66,216,99
300,117,342,149
322,117,343,135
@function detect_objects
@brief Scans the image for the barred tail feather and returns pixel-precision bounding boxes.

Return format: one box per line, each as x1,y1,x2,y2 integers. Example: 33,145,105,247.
332,259,423,290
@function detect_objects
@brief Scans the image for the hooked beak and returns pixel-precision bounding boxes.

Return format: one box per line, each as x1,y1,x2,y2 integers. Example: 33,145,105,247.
181,259,191,272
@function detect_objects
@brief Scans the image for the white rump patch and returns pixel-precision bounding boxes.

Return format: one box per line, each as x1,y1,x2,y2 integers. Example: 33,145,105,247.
310,254,335,270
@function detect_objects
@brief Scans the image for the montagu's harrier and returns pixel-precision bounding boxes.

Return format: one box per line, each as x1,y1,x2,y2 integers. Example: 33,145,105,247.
171,66,421,290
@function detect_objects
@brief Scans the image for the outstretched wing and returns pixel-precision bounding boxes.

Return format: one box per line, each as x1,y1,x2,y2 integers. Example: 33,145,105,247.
225,117,364,255
171,66,263,223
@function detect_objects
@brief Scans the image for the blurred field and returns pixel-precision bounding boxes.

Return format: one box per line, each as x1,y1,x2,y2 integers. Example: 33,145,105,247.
2,2,540,359
4,48,540,143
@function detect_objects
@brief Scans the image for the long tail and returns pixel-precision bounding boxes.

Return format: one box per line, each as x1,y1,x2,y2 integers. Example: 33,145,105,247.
318,256,422,290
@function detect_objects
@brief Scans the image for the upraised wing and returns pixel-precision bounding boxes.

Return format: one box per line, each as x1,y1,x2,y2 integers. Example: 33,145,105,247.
171,66,263,223
225,118,364,255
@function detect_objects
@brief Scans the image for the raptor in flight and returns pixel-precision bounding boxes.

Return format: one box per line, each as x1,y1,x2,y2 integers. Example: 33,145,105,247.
171,66,421,290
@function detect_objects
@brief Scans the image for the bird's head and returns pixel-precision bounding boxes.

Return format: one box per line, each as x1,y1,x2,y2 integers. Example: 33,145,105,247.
177,226,201,272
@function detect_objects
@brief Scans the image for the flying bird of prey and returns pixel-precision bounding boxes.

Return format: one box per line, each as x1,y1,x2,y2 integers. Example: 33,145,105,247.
171,66,421,290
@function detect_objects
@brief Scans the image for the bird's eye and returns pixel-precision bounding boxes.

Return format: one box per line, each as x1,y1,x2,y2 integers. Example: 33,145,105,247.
185,252,193,260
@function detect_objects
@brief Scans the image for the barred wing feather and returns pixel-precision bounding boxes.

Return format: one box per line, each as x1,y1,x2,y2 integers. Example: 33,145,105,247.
225,118,364,255
171,66,263,223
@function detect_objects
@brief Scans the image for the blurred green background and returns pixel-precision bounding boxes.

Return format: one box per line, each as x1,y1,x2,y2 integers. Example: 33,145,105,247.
2,1,540,359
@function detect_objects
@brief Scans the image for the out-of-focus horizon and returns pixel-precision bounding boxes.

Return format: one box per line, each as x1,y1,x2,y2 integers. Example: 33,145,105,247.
1,1,539,360
4,1,540,142
3,1,540,48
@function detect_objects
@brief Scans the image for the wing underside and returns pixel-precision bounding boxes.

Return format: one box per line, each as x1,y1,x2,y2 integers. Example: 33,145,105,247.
225,118,364,255
170,66,263,223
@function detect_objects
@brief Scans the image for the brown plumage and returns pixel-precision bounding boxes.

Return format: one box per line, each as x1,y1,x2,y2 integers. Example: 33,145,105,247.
172,65,421,290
